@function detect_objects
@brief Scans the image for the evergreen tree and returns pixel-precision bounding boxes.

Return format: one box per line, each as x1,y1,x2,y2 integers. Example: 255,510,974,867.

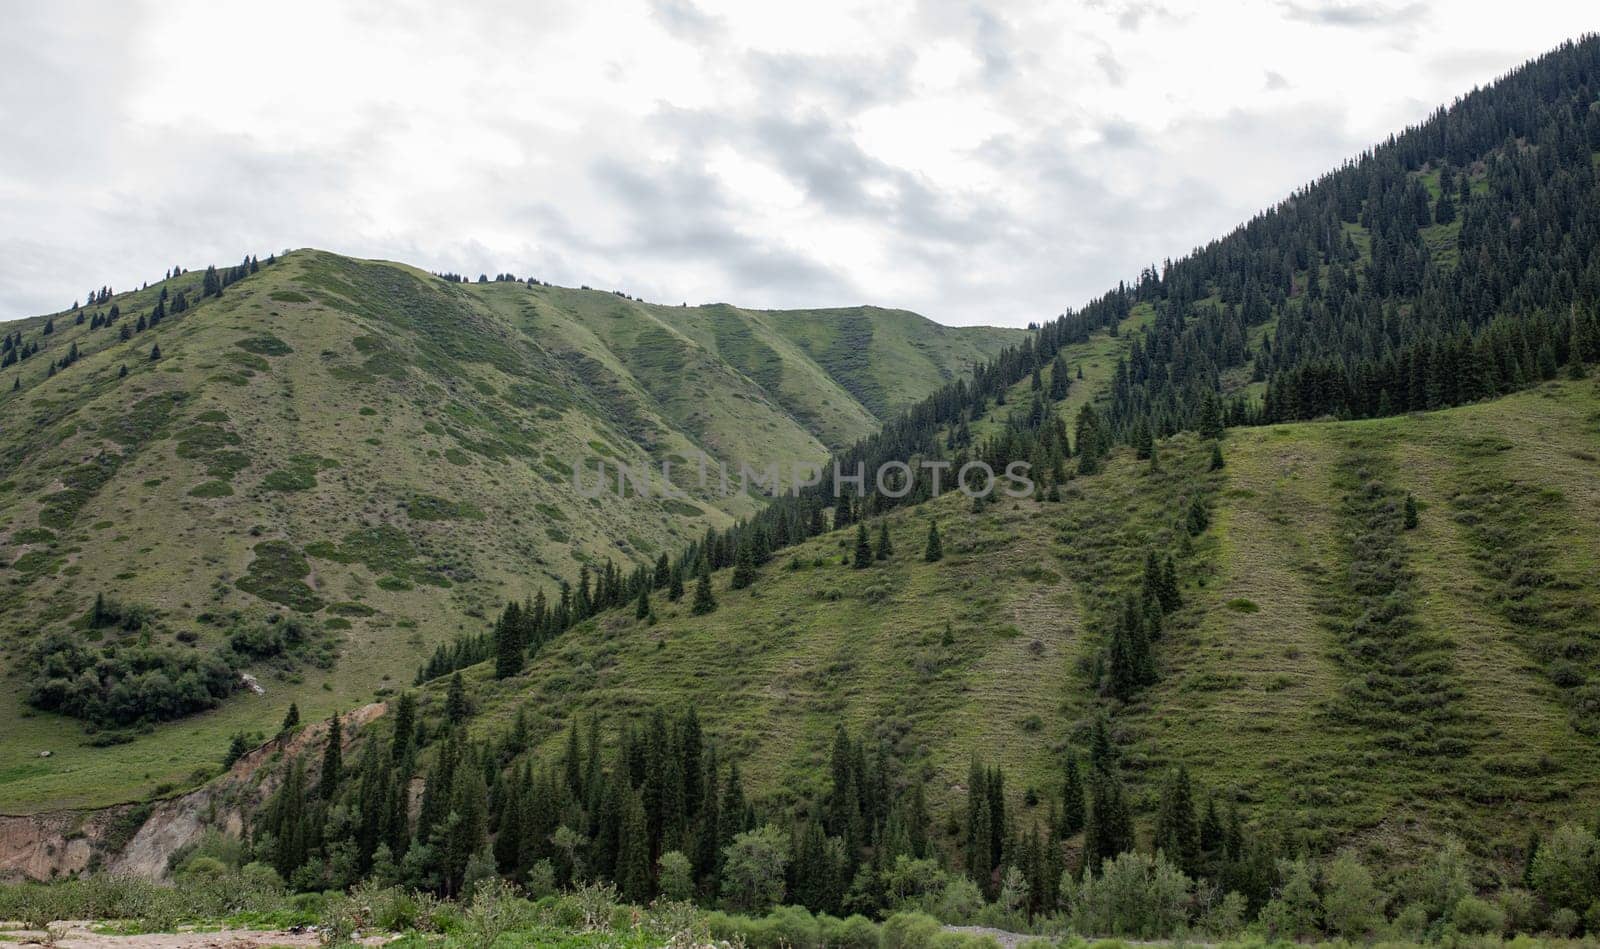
1061,750,1085,837
615,785,653,904
281,702,300,734
731,537,756,590
668,566,684,602
321,713,343,799
446,672,468,724
691,559,717,615
1083,768,1133,869
1404,493,1419,530
1154,766,1200,875
853,523,873,568
390,693,416,765
1185,495,1210,535
875,520,893,560
1210,442,1225,471
149,344,161,361
635,584,651,620
924,520,943,563
223,732,250,769
494,606,523,679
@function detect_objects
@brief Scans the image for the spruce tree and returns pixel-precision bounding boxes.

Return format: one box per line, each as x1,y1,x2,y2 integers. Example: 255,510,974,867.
149,344,161,361
223,732,250,769
616,786,653,903
1061,750,1085,837
1083,769,1133,868
494,608,523,679
853,523,872,568
281,702,300,734
1186,495,1210,535
1154,766,1200,875
635,584,651,620
390,693,416,764
1210,442,1225,470
924,520,943,563
691,560,716,615
446,671,468,724
1404,493,1419,530
731,537,756,590
668,566,684,602
875,520,893,560
321,712,343,799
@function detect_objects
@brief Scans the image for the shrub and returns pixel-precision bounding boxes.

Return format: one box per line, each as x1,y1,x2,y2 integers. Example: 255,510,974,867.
1451,894,1505,935
880,911,944,949
1530,824,1600,913
720,825,789,914
26,633,237,726
1322,853,1384,939
657,851,693,903
819,913,879,948
1063,850,1193,939
1548,907,1580,937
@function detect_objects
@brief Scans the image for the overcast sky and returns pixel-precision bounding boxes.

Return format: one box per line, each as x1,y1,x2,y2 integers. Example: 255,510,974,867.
0,1,1592,327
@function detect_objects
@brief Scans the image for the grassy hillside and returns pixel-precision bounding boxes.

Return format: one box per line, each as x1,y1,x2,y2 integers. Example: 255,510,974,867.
446,377,1600,873
0,251,1020,813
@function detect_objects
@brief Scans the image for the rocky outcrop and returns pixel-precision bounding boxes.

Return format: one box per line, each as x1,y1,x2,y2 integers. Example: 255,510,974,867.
0,703,385,881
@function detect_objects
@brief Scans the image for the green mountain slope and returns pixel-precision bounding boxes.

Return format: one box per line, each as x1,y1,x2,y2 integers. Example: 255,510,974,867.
0,251,1020,812
449,377,1600,868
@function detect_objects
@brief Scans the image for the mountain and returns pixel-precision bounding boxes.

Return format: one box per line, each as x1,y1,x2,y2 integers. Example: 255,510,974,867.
3,33,1600,916
0,251,1020,812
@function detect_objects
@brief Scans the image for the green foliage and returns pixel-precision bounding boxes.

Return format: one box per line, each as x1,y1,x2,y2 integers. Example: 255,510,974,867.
235,541,324,612
26,632,237,727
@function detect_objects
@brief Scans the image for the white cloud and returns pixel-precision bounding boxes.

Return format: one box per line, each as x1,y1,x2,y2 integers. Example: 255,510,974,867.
0,0,1593,325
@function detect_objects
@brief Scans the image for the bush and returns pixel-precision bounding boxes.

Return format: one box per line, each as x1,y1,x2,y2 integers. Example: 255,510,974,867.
819,912,878,948
25,632,237,726
1062,851,1192,939
1451,895,1506,935
720,825,789,914
1548,907,1580,937
1529,823,1600,913
657,850,693,903
880,911,945,949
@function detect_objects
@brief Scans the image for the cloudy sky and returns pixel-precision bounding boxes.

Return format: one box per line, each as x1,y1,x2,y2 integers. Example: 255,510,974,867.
0,1,1592,326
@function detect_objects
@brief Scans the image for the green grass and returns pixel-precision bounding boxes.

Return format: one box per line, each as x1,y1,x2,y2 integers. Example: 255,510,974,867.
0,249,1018,812
447,379,1600,870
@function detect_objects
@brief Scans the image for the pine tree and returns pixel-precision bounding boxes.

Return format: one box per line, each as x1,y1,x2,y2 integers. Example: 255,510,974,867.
1403,493,1419,530
691,560,717,615
875,520,893,560
149,344,161,361
281,702,300,734
321,712,343,799
635,584,651,619
446,671,468,724
1083,768,1133,869
853,523,873,568
390,693,416,765
1154,766,1200,875
1131,418,1153,459
494,607,523,679
1185,495,1210,535
616,785,653,903
731,537,756,590
1210,442,1225,470
1197,390,1224,439
668,566,684,602
924,520,943,563
1061,750,1085,837
223,732,250,769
